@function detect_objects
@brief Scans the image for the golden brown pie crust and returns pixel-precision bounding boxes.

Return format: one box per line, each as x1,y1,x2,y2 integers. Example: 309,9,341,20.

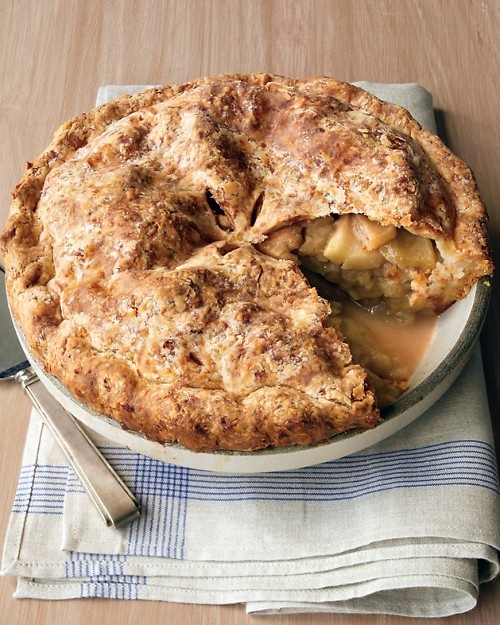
0,74,493,452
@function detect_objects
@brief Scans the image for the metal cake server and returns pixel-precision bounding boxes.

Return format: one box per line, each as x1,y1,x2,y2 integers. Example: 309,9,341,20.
0,268,140,528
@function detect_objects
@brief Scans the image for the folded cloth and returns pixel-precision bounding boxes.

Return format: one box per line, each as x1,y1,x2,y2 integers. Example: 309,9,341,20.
2,82,500,617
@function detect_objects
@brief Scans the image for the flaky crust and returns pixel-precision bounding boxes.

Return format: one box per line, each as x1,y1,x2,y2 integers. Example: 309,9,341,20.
1,74,493,451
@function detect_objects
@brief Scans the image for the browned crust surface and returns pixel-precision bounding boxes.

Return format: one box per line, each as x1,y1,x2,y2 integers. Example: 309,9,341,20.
0,74,493,452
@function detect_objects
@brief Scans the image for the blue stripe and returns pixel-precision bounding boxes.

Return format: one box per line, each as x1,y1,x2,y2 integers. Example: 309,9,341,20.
12,463,70,515
122,455,188,559
176,440,499,501
66,551,130,578
79,576,146,600
183,479,499,502
66,551,146,598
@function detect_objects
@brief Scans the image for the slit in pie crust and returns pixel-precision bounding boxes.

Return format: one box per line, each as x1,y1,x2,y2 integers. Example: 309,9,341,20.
0,74,493,452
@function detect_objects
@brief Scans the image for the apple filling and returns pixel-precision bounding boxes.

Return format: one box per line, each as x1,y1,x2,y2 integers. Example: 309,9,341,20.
297,215,441,313
257,214,440,406
258,214,442,313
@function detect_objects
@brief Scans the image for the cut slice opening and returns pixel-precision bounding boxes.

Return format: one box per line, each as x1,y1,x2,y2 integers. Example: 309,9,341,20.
257,214,440,407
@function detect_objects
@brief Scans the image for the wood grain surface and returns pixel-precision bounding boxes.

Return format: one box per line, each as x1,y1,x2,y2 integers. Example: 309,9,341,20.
1,1,499,623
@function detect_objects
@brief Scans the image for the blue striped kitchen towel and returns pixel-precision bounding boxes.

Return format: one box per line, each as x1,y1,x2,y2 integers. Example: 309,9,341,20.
1,83,499,617
2,347,499,616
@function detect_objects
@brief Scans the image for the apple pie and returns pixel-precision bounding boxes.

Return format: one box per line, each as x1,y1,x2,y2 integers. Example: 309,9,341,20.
1,74,493,452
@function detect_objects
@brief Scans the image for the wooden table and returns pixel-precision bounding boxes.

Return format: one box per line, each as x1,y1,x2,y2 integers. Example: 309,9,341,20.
1,1,499,623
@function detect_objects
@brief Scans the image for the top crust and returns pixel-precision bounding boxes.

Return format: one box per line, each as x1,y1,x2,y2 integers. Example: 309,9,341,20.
0,74,493,451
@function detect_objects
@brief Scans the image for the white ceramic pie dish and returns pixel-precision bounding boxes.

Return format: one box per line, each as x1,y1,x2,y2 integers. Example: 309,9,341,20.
15,276,491,473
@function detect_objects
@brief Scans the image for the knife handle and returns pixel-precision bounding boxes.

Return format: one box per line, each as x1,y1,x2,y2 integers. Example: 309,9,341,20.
16,367,140,528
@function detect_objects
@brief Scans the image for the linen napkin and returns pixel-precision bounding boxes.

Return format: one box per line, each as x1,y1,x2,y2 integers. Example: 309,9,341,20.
2,82,500,618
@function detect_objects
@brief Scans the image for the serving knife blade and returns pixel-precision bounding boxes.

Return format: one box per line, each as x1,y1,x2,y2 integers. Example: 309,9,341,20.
0,268,140,528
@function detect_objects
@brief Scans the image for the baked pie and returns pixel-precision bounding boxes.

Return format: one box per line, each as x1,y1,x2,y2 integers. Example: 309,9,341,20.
1,74,493,452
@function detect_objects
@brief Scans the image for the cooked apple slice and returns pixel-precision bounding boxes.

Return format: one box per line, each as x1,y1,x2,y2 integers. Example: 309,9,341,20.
322,216,384,270
351,214,397,250
381,229,436,270
322,215,356,265
341,247,385,270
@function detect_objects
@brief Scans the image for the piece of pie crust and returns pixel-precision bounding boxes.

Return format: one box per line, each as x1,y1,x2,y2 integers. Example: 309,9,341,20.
1,74,493,452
